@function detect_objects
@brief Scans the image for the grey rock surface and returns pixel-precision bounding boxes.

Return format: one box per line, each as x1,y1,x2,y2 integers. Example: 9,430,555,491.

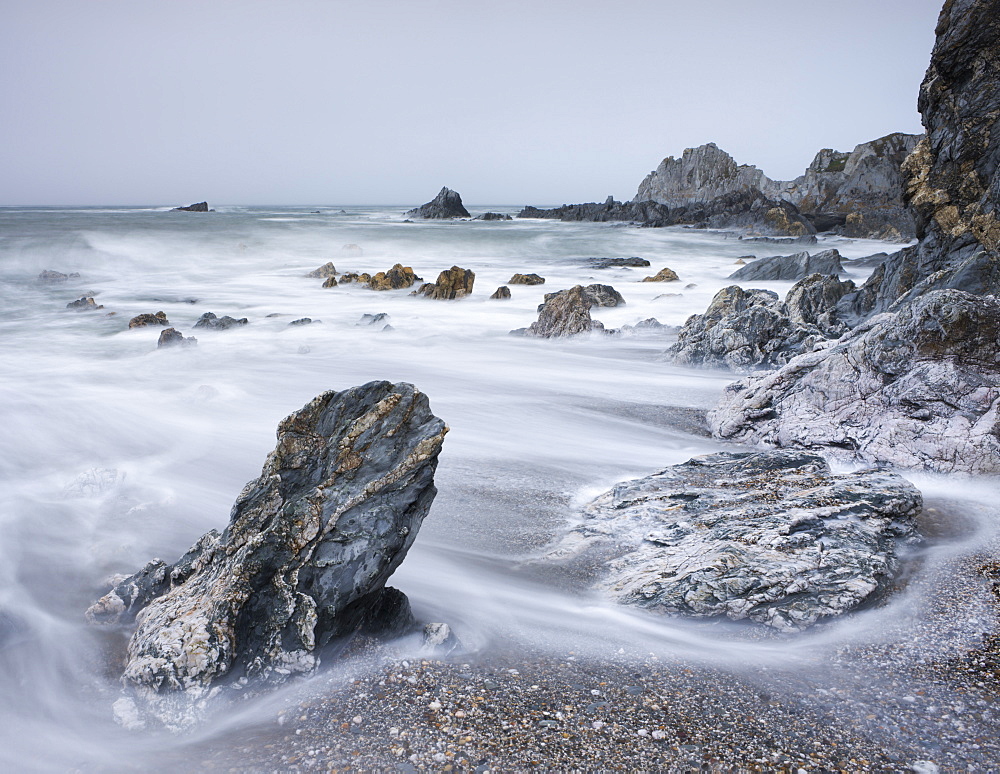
193,312,248,331
87,381,447,728
405,187,470,219
517,285,606,338
728,249,844,282
306,262,338,279
517,197,673,227
586,257,651,269
710,290,1000,474
547,450,921,631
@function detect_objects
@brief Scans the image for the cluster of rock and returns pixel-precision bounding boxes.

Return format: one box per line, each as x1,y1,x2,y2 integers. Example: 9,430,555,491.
39,269,81,281
67,296,104,310
405,187,470,219
308,260,475,301
546,451,922,631
87,381,448,730
370,264,420,291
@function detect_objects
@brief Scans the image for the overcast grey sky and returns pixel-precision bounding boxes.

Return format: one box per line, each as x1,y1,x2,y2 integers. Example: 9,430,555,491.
0,0,943,206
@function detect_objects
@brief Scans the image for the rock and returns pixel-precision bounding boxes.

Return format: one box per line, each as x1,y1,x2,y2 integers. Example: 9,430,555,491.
420,622,460,655
67,297,104,310
192,312,248,331
586,257,651,269
739,235,819,246
339,273,371,285
616,318,667,336
357,313,390,326
474,212,512,221
518,197,674,227
173,202,209,212
412,266,475,300
490,286,511,300
156,328,197,348
129,312,169,329
341,244,363,256
546,450,921,631
306,262,337,278
405,187,470,219
369,264,419,291
39,269,80,281
641,268,680,282
728,249,844,282
665,276,854,372
710,290,1000,474
580,283,624,307
288,317,319,326
86,381,447,729
508,273,545,285
322,276,338,288
517,285,605,338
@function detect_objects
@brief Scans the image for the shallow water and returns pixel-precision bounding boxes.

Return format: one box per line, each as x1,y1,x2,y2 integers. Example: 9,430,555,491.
0,205,995,771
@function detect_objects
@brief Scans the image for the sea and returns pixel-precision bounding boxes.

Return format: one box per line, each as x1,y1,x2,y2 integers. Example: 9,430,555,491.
1,205,996,770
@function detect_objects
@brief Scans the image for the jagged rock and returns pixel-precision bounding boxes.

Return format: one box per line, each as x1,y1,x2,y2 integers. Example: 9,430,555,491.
173,202,209,212
412,266,475,300
490,286,511,300
339,273,371,285
586,257,651,269
322,276,338,288
67,297,104,310
666,276,854,372
357,313,390,327
405,187,470,219
288,317,319,326
86,381,447,729
157,328,197,348
369,264,419,291
129,312,169,329
518,197,673,227
509,273,545,285
728,249,844,282
843,252,891,269
579,284,624,308
710,290,1000,474
642,268,680,282
193,312,248,331
306,262,338,278
474,212,512,221
546,450,921,632
39,269,80,281
517,285,605,338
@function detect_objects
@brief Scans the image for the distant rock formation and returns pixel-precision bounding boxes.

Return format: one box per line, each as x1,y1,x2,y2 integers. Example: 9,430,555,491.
87,382,447,730
728,248,844,282
546,450,921,631
405,187,470,219
412,266,475,299
518,197,673,227
474,212,512,221
173,202,210,212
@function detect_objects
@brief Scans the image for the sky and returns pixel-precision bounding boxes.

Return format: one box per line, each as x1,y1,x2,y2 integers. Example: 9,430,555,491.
0,0,944,206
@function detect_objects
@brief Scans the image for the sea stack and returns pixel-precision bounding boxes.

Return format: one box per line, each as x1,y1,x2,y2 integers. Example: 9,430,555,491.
405,187,471,219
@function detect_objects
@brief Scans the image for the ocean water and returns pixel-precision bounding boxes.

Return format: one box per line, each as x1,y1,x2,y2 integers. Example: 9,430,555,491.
0,205,995,770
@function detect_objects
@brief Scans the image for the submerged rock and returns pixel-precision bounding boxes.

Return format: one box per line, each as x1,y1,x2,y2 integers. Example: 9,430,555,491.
413,266,475,299
586,257,651,269
547,450,921,631
288,317,319,326
39,269,80,281
369,264,419,291
129,312,169,329
474,212,512,221
157,328,197,348
728,249,844,282
711,290,1000,474
508,273,545,285
405,187,470,219
490,286,511,300
67,297,104,310
357,312,390,326
193,312,248,331
306,262,338,279
87,381,448,729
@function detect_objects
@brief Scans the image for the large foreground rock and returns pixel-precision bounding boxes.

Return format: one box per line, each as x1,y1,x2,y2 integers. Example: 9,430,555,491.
405,187,470,219
728,249,844,282
87,381,448,729
710,290,1000,474
547,451,921,631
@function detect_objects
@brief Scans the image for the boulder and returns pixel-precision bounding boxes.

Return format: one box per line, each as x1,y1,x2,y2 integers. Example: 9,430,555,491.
67,297,104,310
517,285,605,338
156,328,197,348
508,273,545,285
129,312,169,329
369,264,419,291
306,262,337,278
580,283,624,307
193,312,248,331
642,267,680,282
322,276,338,288
173,202,209,212
405,187,470,219
546,450,921,631
86,382,447,729
710,290,1000,474
728,249,843,282
474,212,512,221
586,257,651,269
490,286,511,300
412,266,475,300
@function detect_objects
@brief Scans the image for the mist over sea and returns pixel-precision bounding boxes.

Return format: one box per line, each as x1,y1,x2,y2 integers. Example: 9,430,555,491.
1,205,996,771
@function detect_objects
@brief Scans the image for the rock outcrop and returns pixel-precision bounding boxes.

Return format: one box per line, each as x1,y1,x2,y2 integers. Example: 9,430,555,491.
405,188,470,219
157,328,197,348
369,264,419,291
322,276,338,288
474,212,512,221
129,312,169,329
413,266,475,300
67,297,104,310
728,249,844,282
642,267,680,282
518,197,672,227
173,202,210,212
87,382,447,729
515,285,605,338
666,275,855,371
306,262,338,279
508,273,545,285
193,312,249,331
710,290,1000,474
547,451,921,631
587,257,651,269
39,269,80,281
490,286,511,300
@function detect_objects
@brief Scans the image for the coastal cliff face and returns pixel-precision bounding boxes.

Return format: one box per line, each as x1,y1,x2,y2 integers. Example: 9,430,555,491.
636,135,921,239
